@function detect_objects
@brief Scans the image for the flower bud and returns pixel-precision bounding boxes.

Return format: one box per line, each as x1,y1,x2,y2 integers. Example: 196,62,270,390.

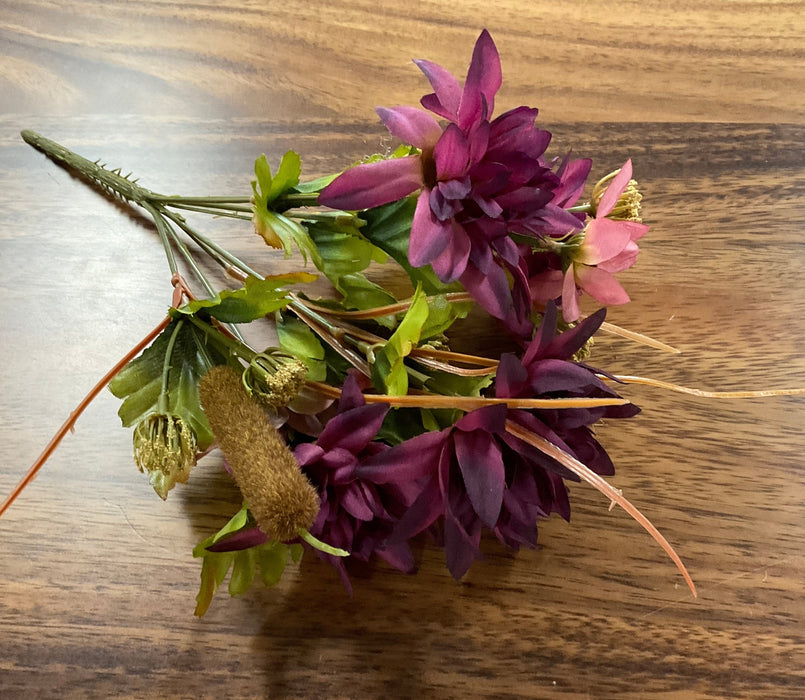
133,413,197,500
242,349,308,408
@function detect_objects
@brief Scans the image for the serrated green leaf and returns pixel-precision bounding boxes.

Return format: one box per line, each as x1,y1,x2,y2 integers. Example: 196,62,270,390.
276,315,327,382
418,294,472,340
253,154,273,207
335,273,397,328
176,273,316,324
269,151,301,202
371,285,429,395
109,321,223,449
256,210,322,266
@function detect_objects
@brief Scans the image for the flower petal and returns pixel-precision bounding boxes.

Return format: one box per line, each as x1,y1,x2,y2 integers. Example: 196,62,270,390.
454,430,505,529
414,58,462,120
597,240,639,273
356,429,447,483
494,352,529,398
429,222,471,282
341,483,376,521
552,155,592,207
376,106,443,150
409,190,452,266
459,260,512,320
316,403,389,453
561,266,581,322
576,218,633,265
575,265,630,306
455,404,509,433
528,268,564,305
595,159,633,217
318,156,423,211
434,123,470,180
458,29,502,129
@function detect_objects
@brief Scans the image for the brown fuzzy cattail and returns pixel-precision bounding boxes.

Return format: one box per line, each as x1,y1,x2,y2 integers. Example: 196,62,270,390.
199,366,319,541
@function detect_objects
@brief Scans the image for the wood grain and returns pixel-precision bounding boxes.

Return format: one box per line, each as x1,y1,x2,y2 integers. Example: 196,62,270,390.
1,1,803,123
1,3,804,699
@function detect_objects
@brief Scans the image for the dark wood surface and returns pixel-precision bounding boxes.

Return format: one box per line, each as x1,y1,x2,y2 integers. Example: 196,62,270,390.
1,3,804,698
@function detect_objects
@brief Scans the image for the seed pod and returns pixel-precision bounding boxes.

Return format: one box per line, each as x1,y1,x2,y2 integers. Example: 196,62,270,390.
241,349,308,408
199,366,319,541
133,413,197,500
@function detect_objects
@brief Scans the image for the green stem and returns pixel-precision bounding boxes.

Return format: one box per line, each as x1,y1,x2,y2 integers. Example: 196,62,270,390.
22,130,156,204
157,319,185,413
141,201,179,275
184,314,257,362
297,528,349,557
567,202,592,213
161,209,263,279
151,195,252,205
166,203,253,220
273,192,320,208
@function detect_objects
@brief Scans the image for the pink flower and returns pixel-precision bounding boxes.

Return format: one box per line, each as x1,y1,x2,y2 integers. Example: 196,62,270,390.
530,160,648,322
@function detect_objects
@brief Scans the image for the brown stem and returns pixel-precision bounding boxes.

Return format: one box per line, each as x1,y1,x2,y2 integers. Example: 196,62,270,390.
0,316,172,518
504,419,697,598
305,381,630,411
605,374,805,399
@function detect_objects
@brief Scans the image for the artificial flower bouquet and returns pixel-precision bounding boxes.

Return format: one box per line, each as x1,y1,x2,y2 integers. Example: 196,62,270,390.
4,30,799,616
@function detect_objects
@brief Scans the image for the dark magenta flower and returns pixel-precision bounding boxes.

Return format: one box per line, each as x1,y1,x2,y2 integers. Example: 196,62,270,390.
318,30,584,336
355,303,638,580
291,374,415,591
496,302,640,478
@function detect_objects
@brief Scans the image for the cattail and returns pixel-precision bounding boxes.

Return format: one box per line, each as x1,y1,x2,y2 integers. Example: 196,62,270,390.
199,366,319,541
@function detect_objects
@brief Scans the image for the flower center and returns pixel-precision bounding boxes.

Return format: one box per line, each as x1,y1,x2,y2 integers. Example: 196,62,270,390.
420,148,438,190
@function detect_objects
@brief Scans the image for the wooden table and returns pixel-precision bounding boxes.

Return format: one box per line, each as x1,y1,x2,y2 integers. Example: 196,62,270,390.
1,3,803,698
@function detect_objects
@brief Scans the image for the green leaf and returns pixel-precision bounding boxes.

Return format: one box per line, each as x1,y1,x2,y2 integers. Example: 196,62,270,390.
360,197,461,295
229,548,258,596
276,315,327,382
424,368,493,397
195,551,236,617
335,273,398,328
418,294,472,340
175,273,316,324
371,284,429,395
268,151,302,202
257,542,288,586
305,218,384,281
294,173,339,194
109,321,225,449
253,154,273,207
192,506,305,616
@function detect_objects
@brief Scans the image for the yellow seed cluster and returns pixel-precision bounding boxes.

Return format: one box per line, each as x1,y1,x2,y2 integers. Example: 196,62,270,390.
242,352,309,408
199,366,319,541
133,414,197,500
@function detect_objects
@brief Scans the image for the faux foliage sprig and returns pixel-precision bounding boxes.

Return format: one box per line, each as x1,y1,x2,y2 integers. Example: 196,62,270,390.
5,30,805,617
